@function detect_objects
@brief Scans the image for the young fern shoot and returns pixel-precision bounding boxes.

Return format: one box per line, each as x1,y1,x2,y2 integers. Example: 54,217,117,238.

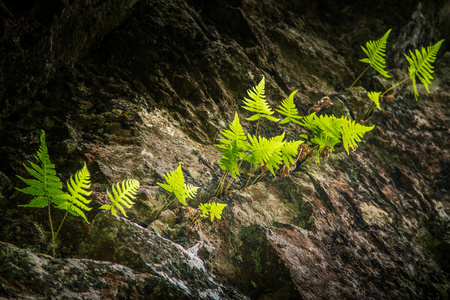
193,202,227,226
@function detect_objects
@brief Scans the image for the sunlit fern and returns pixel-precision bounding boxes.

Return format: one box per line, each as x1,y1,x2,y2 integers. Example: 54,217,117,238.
100,179,140,217
157,162,198,206
276,90,302,125
404,39,444,101
242,76,279,123
367,91,382,111
57,162,92,223
347,29,392,95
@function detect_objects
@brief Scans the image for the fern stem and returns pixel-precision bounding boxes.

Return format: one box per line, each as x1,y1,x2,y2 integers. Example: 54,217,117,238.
244,166,256,188
381,77,410,97
47,204,56,258
251,170,267,186
225,176,234,193
215,171,229,197
193,215,207,225
362,77,410,120
54,211,69,242
346,65,370,97
255,119,260,136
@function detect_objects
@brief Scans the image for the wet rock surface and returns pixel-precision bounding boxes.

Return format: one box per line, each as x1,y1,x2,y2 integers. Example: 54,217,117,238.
1,0,449,299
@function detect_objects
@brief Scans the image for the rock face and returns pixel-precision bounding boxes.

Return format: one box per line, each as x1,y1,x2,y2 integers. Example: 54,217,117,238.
0,0,449,299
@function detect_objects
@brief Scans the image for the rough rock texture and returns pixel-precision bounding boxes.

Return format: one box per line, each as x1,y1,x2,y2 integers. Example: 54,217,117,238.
0,0,449,299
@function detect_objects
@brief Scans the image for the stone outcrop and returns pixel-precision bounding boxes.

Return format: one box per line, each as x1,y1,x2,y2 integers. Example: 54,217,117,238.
0,0,449,299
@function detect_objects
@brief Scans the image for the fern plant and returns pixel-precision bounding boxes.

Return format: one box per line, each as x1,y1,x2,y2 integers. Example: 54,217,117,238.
194,202,227,225
57,162,92,224
157,162,198,206
100,179,140,217
347,29,392,95
245,133,285,177
16,130,92,257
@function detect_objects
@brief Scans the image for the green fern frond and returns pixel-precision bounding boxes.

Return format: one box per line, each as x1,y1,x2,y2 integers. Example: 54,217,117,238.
280,140,303,168
246,133,285,176
340,118,375,154
215,113,249,150
360,29,392,78
242,76,280,122
311,134,340,162
298,112,317,130
199,202,227,222
404,39,444,101
56,162,92,223
218,140,241,178
314,114,344,141
276,90,302,124
367,91,382,110
157,162,198,206
100,179,140,217
299,114,374,159
215,114,249,178
17,130,65,208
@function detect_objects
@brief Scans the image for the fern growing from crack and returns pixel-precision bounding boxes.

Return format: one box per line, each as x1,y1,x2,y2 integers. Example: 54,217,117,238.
299,113,374,161
16,130,92,257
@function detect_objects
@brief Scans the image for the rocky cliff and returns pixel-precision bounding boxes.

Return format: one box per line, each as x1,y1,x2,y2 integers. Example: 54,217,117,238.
0,0,449,299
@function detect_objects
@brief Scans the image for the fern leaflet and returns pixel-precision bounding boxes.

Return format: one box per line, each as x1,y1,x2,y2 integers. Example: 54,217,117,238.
242,76,279,122
100,179,140,217
17,130,66,208
276,90,302,124
340,118,375,154
280,140,303,168
404,39,444,101
360,29,392,78
56,162,92,223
